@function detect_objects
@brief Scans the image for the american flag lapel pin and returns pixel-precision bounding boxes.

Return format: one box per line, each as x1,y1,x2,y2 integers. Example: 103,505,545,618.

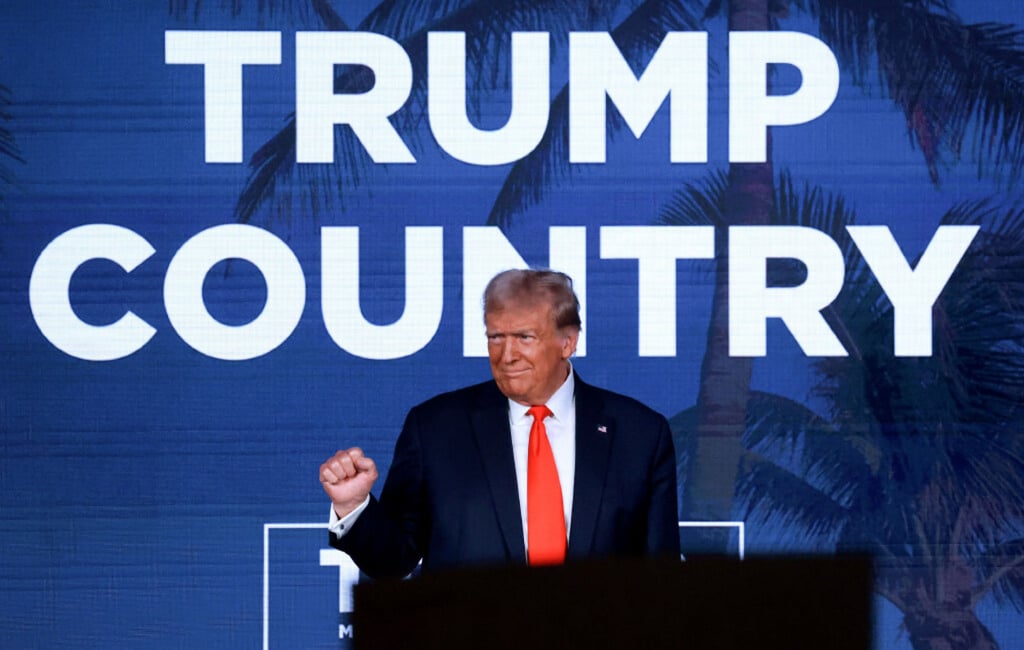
597,425,607,434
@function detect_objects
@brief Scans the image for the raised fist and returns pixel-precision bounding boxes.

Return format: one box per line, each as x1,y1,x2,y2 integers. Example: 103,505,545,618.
319,447,378,518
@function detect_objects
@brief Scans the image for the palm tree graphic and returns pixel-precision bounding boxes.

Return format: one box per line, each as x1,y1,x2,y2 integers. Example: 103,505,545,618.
663,172,1024,648
0,83,23,218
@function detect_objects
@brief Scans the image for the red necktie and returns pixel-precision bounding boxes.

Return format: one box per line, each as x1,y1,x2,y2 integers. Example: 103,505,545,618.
526,405,566,565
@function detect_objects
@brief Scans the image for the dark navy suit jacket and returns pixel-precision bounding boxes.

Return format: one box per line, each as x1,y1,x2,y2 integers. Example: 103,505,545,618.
331,374,679,578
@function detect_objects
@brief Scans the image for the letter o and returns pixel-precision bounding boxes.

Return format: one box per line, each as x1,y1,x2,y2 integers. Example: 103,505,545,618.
164,224,305,360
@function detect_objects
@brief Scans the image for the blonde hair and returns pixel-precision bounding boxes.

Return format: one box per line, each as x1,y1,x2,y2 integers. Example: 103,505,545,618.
483,269,582,331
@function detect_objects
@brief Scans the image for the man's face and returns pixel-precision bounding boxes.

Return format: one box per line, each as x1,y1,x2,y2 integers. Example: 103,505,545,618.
485,299,578,406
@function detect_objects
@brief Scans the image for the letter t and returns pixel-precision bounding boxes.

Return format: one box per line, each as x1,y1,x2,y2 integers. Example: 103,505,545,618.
165,31,281,163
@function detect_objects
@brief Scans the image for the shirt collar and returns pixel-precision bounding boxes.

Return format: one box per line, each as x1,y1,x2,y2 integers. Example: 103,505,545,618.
508,364,575,423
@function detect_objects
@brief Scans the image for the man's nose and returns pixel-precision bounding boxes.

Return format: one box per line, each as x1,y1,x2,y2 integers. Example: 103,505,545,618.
501,338,519,363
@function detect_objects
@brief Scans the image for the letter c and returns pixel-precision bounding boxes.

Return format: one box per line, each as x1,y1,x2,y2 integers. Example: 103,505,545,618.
29,224,157,361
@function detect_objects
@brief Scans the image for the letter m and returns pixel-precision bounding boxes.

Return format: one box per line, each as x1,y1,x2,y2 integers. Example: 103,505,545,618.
569,32,707,163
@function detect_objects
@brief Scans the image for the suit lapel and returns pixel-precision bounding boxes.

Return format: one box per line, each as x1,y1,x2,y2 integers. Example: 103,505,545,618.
568,375,612,559
469,382,527,563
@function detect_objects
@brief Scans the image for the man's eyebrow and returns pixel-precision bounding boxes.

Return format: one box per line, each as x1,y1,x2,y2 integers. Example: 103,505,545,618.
485,328,536,336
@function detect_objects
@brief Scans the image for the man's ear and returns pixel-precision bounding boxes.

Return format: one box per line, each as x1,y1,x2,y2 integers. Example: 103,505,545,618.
560,329,580,359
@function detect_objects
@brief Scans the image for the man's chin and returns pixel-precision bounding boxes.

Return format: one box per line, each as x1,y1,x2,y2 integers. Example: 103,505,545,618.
495,378,529,404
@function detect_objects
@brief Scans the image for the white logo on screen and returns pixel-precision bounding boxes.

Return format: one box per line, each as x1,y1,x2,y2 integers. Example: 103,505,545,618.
320,549,359,639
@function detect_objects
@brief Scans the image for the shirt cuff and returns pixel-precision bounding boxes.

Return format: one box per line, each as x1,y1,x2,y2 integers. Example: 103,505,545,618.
328,496,370,539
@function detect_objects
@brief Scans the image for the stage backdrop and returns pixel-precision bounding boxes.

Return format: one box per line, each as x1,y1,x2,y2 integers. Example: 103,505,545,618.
3,1,1024,648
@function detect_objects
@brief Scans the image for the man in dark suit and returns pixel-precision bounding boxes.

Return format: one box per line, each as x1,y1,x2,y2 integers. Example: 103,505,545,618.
319,269,678,578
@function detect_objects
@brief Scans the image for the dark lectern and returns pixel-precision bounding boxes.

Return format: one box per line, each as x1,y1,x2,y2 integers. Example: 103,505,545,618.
352,556,871,649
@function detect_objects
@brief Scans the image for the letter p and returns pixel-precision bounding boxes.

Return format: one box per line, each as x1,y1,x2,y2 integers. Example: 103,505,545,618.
729,32,839,163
